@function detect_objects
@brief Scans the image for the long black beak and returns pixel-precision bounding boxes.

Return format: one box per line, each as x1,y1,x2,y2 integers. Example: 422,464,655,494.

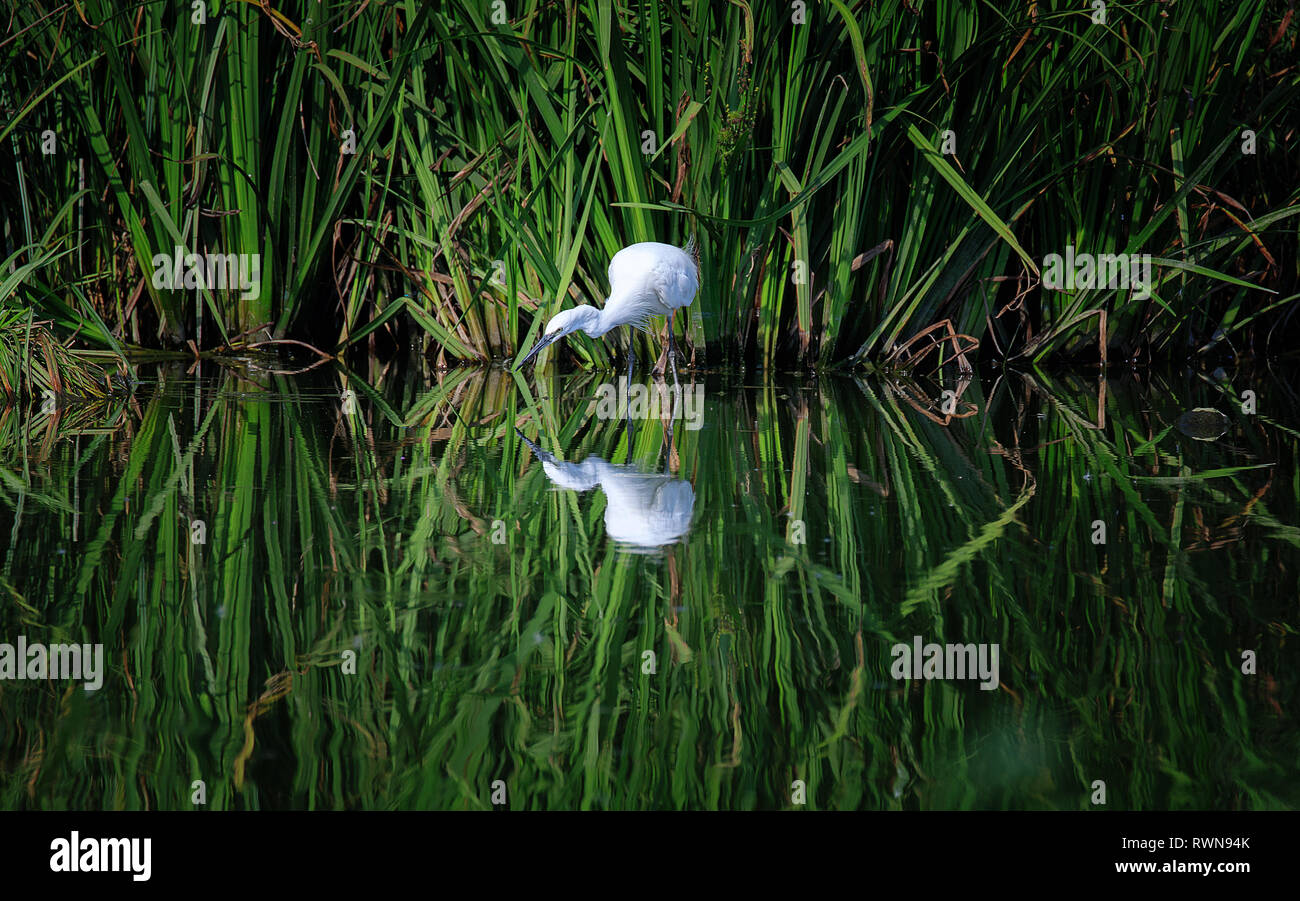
515,332,558,371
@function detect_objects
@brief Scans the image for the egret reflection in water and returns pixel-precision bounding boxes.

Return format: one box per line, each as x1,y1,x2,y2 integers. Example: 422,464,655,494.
516,429,694,552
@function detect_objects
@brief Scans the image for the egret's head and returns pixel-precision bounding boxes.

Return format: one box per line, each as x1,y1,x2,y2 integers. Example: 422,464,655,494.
515,305,602,370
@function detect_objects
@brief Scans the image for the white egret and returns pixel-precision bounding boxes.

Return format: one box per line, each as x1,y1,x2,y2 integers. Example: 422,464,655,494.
516,430,694,551
515,239,698,378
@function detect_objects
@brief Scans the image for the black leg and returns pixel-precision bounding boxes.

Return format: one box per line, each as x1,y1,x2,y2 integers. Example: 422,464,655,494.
667,310,679,389
625,330,636,461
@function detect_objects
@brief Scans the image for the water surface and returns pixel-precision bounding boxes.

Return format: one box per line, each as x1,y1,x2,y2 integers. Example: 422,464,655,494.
2,363,1296,809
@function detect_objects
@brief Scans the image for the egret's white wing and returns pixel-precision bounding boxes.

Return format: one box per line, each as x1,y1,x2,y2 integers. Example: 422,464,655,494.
608,242,699,315
651,245,698,311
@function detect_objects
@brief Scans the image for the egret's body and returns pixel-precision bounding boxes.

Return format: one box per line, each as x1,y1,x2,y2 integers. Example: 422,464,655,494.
516,239,698,374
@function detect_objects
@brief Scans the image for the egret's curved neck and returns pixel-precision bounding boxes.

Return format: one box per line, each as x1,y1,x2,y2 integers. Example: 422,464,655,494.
582,304,617,338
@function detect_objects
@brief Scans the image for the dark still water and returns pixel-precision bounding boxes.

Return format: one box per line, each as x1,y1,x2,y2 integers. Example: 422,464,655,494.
1,362,1296,809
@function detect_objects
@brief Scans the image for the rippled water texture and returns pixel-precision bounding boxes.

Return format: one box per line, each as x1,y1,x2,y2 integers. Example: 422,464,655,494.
1,363,1296,809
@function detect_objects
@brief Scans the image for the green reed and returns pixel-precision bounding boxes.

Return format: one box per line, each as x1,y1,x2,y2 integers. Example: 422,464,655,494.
0,1,1297,373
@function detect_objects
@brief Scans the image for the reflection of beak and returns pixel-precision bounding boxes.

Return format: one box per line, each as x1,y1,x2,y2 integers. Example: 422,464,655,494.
514,427,540,454
515,332,558,371
514,427,556,464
